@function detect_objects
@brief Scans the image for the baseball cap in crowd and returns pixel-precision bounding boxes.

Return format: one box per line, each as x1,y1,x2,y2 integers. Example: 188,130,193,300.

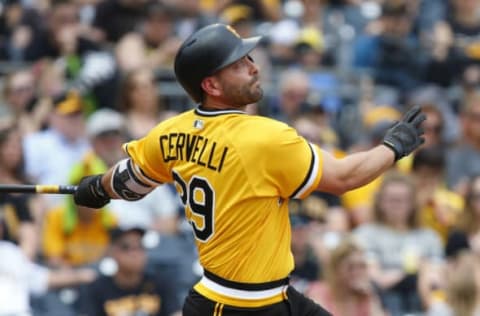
53,90,84,115
363,105,401,129
109,224,146,244
86,109,125,138
295,27,324,54
220,4,253,25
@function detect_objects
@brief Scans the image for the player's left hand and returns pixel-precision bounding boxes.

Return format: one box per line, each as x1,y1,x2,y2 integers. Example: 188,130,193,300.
74,174,110,209
382,106,426,161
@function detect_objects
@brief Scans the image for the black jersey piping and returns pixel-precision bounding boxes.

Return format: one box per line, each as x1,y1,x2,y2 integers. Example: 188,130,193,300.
290,143,315,198
194,107,246,117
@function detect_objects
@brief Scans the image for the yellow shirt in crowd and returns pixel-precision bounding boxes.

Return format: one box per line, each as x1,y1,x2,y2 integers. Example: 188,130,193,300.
42,205,116,267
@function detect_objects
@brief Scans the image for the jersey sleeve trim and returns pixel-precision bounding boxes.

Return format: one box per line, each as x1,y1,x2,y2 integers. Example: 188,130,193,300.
124,144,163,185
290,143,322,199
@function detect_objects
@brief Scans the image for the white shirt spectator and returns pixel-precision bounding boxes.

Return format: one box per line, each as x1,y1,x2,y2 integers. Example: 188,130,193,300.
0,241,49,316
109,184,182,228
23,129,90,208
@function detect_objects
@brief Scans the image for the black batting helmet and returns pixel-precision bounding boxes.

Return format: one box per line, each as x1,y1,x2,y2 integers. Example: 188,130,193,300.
174,23,262,103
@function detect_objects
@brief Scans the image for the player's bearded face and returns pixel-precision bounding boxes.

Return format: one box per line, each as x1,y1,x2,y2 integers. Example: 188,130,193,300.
220,75,263,106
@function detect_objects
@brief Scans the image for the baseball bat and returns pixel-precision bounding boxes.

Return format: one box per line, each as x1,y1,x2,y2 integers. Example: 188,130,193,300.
0,184,77,194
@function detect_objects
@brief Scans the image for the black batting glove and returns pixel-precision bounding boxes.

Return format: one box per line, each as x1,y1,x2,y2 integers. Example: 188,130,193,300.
383,106,426,161
73,174,111,209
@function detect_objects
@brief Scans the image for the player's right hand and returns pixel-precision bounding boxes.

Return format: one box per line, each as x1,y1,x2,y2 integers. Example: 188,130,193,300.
73,174,111,209
382,106,426,161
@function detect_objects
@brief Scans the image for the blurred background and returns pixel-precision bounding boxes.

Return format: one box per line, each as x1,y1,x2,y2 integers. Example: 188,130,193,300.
1,0,480,315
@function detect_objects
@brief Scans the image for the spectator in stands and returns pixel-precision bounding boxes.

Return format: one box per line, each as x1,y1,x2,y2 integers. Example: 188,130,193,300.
294,26,325,70
293,0,339,67
417,103,447,148
305,237,386,316
1,68,36,118
411,146,463,244
23,1,100,61
21,1,118,110
0,123,43,259
117,67,167,139
290,214,322,284
289,195,345,287
42,163,117,268
115,2,182,72
420,251,480,316
146,207,200,304
78,225,181,316
0,0,43,61
353,2,423,93
163,0,216,40
0,216,96,316
267,68,311,123
2,66,57,135
82,108,181,230
425,0,480,87
354,171,443,316
310,206,352,263
23,90,91,208
455,65,480,113
0,67,53,134
292,108,340,155
267,19,301,66
446,92,480,194
36,59,69,101
92,0,151,44
446,173,480,259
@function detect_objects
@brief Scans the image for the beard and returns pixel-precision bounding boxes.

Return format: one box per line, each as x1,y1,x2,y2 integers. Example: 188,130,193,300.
221,77,263,107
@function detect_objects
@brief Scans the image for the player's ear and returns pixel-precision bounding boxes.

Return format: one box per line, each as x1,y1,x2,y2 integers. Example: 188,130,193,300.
201,76,222,97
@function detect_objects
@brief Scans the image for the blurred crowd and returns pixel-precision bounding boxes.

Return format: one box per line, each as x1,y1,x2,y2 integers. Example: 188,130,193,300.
2,0,480,315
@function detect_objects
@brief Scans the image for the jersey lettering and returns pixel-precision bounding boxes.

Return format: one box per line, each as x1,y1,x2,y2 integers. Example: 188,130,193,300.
159,133,228,172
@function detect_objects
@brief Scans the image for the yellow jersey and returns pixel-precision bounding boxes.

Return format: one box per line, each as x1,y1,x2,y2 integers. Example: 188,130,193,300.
124,107,323,306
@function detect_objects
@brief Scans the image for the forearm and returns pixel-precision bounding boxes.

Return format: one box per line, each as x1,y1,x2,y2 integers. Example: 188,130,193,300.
19,223,38,260
319,145,395,195
100,166,117,198
339,145,395,190
48,268,96,289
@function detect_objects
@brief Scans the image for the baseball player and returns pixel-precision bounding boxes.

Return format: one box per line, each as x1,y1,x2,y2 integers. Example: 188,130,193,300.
74,24,425,315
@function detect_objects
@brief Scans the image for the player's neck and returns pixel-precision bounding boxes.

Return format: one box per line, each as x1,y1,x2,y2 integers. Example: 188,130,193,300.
201,98,246,112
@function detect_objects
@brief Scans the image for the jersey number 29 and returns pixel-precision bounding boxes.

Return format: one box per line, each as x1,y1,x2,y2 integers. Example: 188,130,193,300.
173,170,215,242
